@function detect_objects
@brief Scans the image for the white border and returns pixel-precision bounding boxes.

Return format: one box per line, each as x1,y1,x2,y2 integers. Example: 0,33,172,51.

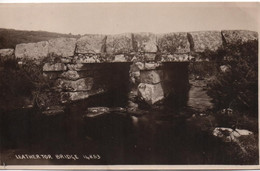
2,164,260,170
0,0,260,3
0,1,259,170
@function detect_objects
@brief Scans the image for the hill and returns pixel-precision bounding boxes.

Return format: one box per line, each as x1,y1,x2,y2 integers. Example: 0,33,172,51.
0,28,80,49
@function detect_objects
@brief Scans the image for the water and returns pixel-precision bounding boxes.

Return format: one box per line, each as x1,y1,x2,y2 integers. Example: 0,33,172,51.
0,106,237,165
0,80,256,165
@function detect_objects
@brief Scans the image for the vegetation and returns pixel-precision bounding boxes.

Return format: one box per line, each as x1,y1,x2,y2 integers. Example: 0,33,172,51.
0,28,80,49
207,40,258,116
0,57,60,111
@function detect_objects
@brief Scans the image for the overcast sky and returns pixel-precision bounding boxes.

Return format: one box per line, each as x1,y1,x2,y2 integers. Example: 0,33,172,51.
0,2,259,35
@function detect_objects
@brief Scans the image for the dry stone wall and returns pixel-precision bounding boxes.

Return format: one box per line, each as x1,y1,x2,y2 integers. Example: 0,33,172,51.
0,30,258,108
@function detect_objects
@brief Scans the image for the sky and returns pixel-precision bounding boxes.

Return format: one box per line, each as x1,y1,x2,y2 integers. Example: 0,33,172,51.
0,2,259,35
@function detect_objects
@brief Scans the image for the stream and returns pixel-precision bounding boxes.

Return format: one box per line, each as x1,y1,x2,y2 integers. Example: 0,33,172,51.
0,79,257,165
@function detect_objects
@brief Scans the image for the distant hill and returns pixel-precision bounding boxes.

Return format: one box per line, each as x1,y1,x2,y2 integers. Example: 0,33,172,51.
0,28,80,49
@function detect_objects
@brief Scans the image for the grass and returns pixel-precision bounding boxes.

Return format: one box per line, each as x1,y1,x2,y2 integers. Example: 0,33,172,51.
0,28,80,49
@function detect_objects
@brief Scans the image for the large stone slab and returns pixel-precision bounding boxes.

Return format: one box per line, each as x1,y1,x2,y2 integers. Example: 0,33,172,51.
15,41,49,60
133,33,157,52
0,49,14,58
43,63,67,71
157,32,190,53
56,78,93,91
67,63,112,71
106,33,133,54
48,38,77,57
61,92,90,102
188,31,223,52
140,70,163,84
143,62,162,70
60,70,96,79
221,30,258,44
138,83,164,105
61,88,105,102
76,34,106,54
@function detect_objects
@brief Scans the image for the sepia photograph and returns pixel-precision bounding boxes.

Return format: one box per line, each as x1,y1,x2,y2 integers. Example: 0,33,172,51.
0,1,259,169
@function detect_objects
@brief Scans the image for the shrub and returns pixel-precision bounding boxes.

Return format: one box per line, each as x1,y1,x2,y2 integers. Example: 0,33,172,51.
189,61,218,78
207,40,258,116
0,58,60,111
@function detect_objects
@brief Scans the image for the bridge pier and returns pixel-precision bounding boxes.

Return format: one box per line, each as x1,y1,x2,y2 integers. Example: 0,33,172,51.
128,62,189,111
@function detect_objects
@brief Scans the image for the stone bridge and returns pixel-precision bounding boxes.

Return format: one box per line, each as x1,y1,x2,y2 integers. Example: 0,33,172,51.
0,30,258,110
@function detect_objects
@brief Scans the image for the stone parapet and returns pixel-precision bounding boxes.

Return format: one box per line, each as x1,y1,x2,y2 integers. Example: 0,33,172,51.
12,30,258,63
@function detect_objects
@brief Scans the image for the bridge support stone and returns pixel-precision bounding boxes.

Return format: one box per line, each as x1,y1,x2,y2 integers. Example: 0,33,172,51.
128,61,189,110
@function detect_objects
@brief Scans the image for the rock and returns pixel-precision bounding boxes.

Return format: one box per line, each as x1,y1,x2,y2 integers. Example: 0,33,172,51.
61,92,90,102
195,75,203,80
199,113,206,117
140,70,163,84
60,70,80,80
188,31,223,52
213,127,253,143
43,72,61,80
220,65,231,73
133,33,157,52
60,57,72,63
221,108,233,116
67,63,87,71
106,33,133,54
235,129,253,136
43,63,67,71
68,63,107,71
114,54,127,62
42,105,65,116
130,77,136,84
127,101,139,113
157,32,190,53
135,62,144,70
162,54,189,62
88,107,109,113
0,49,14,59
75,57,97,63
84,57,98,63
56,78,93,91
144,53,156,61
128,90,138,101
213,127,233,142
74,55,100,63
15,41,49,60
222,30,258,44
130,71,140,84
48,38,77,57
109,107,127,113
132,71,140,77
131,56,138,62
128,100,139,109
76,34,106,54
138,83,164,104
61,88,105,102
143,62,161,70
